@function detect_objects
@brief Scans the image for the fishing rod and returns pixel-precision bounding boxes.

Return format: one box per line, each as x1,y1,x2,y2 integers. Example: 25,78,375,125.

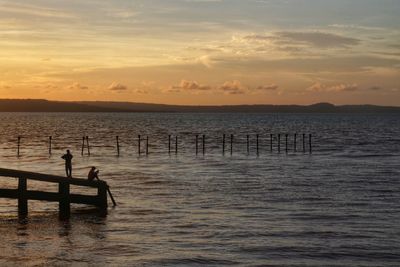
91,169,117,206
104,184,117,207
105,184,117,207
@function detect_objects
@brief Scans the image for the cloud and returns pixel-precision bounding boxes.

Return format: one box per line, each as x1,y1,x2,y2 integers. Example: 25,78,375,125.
328,24,386,32
307,82,325,92
242,35,275,42
108,82,147,93
107,10,138,19
108,82,127,91
307,82,358,92
40,84,59,93
167,80,259,95
67,82,88,90
218,80,246,95
134,89,148,94
169,80,211,92
1,83,12,89
362,66,400,76
0,82,12,91
330,83,358,92
164,87,181,93
1,2,74,18
141,81,156,87
277,31,360,48
256,84,279,91
369,86,382,91
240,31,360,49
184,0,222,2
196,55,214,68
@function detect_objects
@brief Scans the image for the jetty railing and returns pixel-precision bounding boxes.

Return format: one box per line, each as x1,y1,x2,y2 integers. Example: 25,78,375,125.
0,168,109,220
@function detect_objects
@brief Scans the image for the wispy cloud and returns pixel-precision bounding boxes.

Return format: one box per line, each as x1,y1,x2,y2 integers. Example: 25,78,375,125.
256,84,279,91
219,80,247,95
0,2,74,18
67,82,88,90
277,31,360,48
167,80,211,93
369,86,382,91
307,82,358,92
240,31,360,49
108,82,127,91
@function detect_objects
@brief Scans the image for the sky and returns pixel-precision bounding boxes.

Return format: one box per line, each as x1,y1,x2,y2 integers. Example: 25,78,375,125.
0,0,399,105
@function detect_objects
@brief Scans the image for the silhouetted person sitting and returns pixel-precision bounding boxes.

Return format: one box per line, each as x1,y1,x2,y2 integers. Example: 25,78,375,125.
61,150,73,177
88,166,100,181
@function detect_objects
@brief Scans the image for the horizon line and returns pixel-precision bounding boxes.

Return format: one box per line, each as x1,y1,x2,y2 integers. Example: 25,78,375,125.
1,98,400,108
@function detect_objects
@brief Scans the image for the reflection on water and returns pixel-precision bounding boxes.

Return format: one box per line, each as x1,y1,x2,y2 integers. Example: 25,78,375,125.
0,113,400,266
0,212,108,266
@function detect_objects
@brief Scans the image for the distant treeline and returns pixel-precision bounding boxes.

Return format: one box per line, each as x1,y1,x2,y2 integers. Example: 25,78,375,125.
0,99,399,113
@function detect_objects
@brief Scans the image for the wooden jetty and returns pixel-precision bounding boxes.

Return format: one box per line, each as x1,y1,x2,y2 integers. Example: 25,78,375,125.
0,168,113,220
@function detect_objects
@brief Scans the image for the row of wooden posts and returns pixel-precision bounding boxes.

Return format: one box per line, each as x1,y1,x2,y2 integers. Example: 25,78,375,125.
15,134,312,157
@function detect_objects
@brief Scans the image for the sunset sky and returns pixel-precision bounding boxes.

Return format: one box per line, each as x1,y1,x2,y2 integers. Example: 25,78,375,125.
0,0,399,105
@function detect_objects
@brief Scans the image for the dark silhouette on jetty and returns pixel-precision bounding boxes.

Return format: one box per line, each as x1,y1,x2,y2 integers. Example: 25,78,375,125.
1,99,400,113
61,150,73,177
0,168,115,220
88,167,100,181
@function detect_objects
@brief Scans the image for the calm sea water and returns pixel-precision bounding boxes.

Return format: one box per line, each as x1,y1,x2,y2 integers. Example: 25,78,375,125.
0,113,399,266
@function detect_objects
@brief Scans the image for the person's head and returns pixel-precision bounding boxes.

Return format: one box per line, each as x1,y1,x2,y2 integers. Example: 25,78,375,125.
91,166,96,170
67,149,70,154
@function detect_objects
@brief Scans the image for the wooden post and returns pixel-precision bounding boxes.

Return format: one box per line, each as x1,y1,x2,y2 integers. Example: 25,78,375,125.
247,135,250,155
222,134,226,156
256,134,259,156
81,136,85,156
294,133,297,152
270,134,273,152
285,134,288,154
138,135,141,155
303,133,306,153
175,136,178,154
309,134,312,154
146,136,149,155
278,134,281,153
195,135,199,155
59,182,70,220
168,135,171,154
97,182,108,217
49,136,52,155
18,177,27,217
116,136,120,156
17,136,21,157
230,134,233,156
86,136,90,156
202,134,205,155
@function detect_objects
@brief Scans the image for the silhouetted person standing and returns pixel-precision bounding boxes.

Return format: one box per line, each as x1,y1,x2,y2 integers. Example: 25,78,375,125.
62,150,73,177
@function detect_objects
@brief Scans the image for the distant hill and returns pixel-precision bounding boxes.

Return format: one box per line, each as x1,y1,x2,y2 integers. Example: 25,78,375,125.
0,99,123,112
0,99,399,113
79,101,400,113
